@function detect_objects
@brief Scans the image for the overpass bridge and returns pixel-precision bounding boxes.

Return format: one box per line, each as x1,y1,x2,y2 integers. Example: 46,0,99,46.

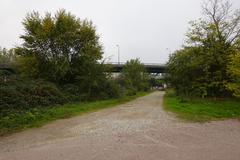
0,62,167,75
107,62,167,73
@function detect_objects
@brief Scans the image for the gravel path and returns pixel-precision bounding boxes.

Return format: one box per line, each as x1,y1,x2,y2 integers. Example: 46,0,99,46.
0,91,240,160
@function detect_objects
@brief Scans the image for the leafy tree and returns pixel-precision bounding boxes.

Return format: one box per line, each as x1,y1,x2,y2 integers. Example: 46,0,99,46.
168,0,240,97
17,9,103,84
168,47,208,97
16,9,124,100
187,0,240,47
0,48,16,80
0,47,15,64
121,59,149,94
227,51,240,97
149,77,163,88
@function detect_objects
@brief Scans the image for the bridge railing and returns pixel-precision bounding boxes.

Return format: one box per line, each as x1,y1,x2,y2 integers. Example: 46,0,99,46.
105,62,166,67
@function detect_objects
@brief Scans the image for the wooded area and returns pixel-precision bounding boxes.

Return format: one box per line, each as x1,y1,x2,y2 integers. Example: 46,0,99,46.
0,10,152,122
167,0,240,98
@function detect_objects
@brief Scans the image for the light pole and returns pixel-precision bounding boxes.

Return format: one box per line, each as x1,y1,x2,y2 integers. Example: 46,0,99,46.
116,44,120,64
166,48,171,55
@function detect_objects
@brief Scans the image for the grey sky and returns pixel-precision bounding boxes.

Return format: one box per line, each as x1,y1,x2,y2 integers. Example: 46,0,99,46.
0,0,240,63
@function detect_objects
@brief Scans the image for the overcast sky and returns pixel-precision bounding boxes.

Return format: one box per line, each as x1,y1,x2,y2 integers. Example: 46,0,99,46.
0,0,240,63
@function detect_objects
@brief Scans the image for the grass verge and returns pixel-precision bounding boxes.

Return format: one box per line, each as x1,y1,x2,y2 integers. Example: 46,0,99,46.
0,92,149,136
163,90,240,122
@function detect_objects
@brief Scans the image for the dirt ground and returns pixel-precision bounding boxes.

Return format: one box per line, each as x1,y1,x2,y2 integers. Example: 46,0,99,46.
0,91,240,160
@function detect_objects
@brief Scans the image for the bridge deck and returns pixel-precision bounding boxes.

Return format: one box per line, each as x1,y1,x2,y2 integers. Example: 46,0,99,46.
107,62,166,73
0,62,167,74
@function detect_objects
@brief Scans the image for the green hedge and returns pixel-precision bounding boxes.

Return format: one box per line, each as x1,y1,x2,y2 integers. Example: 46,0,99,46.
0,78,67,116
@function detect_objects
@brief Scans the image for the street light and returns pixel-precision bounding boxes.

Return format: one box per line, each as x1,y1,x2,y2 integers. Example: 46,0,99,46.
166,48,171,54
116,44,120,64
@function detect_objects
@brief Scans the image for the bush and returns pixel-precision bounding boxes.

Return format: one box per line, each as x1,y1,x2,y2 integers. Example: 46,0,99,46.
103,80,122,98
62,79,122,101
61,84,84,102
0,77,67,116
125,88,137,96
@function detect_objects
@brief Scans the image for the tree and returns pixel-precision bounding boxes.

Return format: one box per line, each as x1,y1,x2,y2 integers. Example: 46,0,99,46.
168,47,210,97
187,0,240,47
17,9,103,84
16,9,123,99
0,47,15,64
227,50,240,97
168,0,240,97
121,59,149,93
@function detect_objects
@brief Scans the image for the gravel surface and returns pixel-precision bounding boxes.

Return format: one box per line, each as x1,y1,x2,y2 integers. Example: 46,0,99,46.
0,91,240,160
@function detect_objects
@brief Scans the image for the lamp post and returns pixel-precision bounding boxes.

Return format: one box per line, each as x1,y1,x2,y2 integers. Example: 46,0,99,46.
116,44,120,64
166,48,171,55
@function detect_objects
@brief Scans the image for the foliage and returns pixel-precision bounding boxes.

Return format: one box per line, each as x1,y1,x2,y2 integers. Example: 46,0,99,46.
17,55,39,78
16,9,103,85
121,58,150,94
13,9,121,100
167,0,240,98
168,47,208,97
149,77,165,88
0,77,67,117
164,89,240,122
0,9,153,136
227,51,240,97
0,92,149,136
0,47,16,64
0,47,17,81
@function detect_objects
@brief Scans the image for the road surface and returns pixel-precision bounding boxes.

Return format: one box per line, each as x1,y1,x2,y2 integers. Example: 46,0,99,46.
0,92,240,160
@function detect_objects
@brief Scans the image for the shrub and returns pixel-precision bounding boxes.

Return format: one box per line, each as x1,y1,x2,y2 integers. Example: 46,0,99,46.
103,80,122,98
0,77,67,116
62,79,122,101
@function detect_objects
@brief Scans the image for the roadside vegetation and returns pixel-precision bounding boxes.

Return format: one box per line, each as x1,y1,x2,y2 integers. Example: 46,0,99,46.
0,10,153,135
164,90,240,122
0,92,148,136
165,0,240,122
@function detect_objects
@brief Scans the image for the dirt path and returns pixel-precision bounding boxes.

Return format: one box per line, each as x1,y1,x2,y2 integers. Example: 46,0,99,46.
0,92,240,160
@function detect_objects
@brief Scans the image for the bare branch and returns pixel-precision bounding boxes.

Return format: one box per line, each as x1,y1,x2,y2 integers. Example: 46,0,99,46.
201,0,239,44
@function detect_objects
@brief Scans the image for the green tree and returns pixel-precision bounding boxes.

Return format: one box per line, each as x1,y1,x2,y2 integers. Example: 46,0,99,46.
17,9,103,84
168,0,240,97
0,47,15,64
167,47,209,97
0,48,16,80
121,59,149,94
16,9,122,100
227,51,240,97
